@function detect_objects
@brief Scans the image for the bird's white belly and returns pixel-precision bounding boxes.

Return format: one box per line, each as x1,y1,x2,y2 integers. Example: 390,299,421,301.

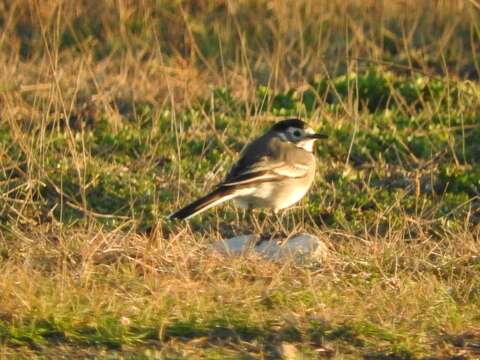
233,182,274,209
275,183,311,209
233,178,312,211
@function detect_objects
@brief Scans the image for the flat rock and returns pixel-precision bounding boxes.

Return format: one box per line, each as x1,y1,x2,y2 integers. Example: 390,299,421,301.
211,232,328,264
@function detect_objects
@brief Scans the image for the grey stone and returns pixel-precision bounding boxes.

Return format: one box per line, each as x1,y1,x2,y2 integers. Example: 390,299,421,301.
211,232,328,263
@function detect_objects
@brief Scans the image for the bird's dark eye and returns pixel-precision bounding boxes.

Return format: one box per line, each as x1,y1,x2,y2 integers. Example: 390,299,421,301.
293,130,302,137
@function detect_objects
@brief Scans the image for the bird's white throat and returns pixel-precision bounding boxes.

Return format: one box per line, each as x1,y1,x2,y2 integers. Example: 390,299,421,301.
297,139,316,152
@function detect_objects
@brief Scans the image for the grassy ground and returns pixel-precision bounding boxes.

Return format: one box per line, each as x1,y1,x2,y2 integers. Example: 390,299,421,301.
1,1,480,358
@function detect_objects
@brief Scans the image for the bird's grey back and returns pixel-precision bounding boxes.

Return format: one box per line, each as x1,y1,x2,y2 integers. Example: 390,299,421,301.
224,131,314,183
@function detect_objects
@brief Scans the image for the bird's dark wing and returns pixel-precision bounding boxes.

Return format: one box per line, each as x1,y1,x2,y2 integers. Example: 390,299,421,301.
222,136,309,187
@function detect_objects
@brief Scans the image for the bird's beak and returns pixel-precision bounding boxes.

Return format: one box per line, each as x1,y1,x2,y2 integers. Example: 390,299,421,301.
307,133,328,140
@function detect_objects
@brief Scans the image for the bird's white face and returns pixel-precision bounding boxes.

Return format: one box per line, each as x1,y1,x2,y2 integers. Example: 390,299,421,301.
282,126,319,152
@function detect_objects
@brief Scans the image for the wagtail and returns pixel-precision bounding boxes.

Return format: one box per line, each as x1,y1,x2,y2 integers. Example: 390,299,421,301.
169,118,327,220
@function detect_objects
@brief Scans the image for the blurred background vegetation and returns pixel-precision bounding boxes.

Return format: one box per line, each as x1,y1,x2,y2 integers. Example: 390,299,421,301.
1,0,480,230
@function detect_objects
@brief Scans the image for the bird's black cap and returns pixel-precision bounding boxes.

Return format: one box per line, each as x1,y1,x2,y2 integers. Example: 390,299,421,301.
271,118,307,132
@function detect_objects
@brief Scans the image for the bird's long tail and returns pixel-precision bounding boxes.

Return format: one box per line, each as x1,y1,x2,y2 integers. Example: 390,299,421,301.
168,187,237,220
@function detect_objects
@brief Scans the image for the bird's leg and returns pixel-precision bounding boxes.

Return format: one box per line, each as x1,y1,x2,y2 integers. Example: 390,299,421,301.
237,205,256,233
243,205,257,232
256,210,269,236
238,208,242,225
233,208,248,235
273,209,289,238
249,208,265,235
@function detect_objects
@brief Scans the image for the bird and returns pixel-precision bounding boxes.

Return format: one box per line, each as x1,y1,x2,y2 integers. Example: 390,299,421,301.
168,118,327,220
